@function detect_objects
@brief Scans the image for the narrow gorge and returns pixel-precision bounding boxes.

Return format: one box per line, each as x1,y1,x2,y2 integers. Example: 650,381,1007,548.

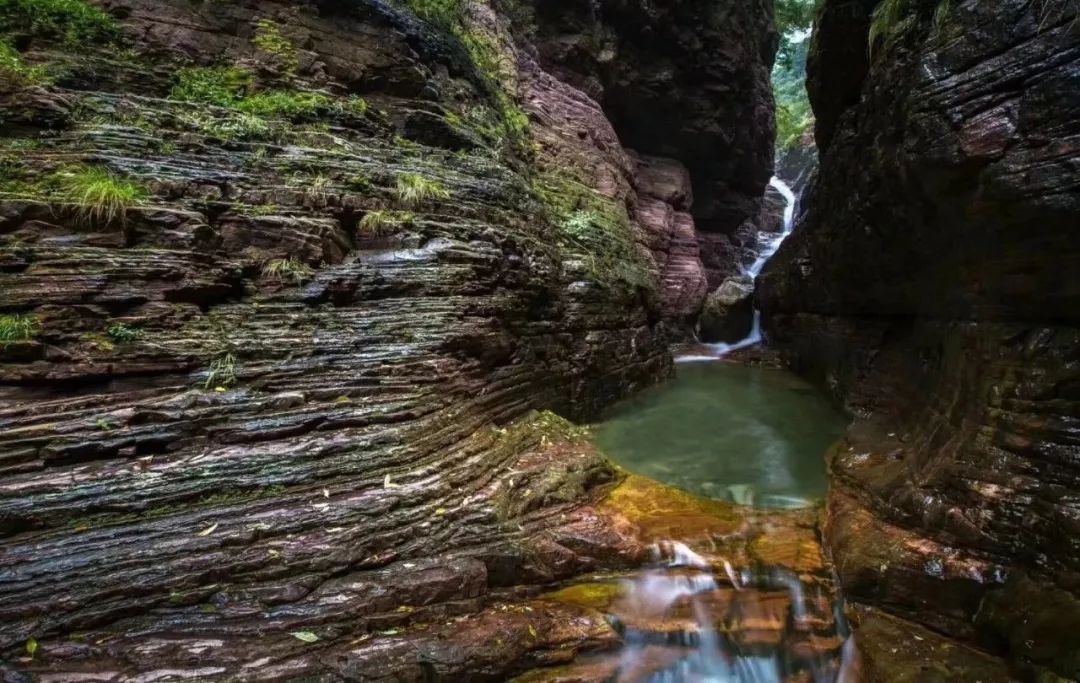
0,0,1077,681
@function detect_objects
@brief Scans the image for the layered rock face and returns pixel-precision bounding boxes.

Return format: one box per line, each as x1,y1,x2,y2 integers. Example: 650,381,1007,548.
759,0,1080,677
0,0,773,678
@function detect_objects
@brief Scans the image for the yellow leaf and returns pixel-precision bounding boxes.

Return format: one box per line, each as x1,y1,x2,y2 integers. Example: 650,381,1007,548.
528,625,537,639
397,605,414,613
26,638,38,657
197,522,218,537
434,508,447,516
291,631,319,643
214,386,226,393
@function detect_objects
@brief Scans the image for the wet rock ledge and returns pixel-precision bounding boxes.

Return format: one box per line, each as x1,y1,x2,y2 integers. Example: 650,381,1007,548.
0,0,775,679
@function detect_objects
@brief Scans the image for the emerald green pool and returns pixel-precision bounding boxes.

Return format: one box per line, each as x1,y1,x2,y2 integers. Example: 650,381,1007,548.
591,363,847,508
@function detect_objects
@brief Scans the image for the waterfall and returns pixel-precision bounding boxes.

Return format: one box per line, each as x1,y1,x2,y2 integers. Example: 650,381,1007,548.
609,540,846,682
679,176,797,362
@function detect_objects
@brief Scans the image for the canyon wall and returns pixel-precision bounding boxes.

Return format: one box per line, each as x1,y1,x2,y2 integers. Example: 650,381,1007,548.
0,0,773,678
759,0,1080,678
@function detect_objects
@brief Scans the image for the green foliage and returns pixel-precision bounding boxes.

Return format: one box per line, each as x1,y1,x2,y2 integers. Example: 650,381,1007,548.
0,39,48,85
0,0,120,45
53,166,150,225
0,313,38,345
358,210,414,235
394,173,450,208
180,110,273,142
170,66,253,106
772,0,815,153
204,353,236,389
773,33,814,151
236,90,327,118
106,322,141,342
252,18,298,75
262,257,314,284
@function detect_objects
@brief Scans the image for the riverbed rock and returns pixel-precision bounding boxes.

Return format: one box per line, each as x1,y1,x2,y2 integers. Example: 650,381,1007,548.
699,275,756,344
759,0,1080,677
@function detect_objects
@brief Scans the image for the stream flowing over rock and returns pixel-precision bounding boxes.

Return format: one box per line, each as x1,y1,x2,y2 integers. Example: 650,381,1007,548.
759,0,1080,678
0,0,778,679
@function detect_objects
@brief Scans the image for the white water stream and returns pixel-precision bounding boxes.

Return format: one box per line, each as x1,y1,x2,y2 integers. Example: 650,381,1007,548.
678,176,797,363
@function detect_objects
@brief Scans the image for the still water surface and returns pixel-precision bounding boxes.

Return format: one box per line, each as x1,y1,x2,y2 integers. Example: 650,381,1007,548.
591,363,846,508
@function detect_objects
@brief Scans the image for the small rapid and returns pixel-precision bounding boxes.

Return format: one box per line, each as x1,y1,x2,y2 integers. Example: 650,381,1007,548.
678,176,797,362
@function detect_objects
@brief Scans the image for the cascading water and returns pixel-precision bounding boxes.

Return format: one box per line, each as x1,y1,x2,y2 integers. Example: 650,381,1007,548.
679,177,797,362
604,541,852,682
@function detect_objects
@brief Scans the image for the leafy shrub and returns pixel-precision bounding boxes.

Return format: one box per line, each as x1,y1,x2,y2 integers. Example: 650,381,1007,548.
262,257,314,284
358,210,414,235
53,166,149,225
395,173,450,208
105,323,141,342
0,0,120,44
0,40,48,85
170,66,253,106
0,313,37,345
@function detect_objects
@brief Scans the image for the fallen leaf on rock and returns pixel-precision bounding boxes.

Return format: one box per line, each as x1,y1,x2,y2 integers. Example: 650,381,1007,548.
197,523,218,537
384,474,401,489
377,628,401,636
434,508,447,516
291,631,320,643
26,638,37,657
528,625,537,639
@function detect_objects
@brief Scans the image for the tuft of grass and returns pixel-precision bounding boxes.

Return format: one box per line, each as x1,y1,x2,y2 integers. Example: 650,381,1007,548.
105,323,141,343
0,0,120,45
358,210,414,235
170,66,253,106
252,18,298,76
262,257,314,284
204,353,236,390
0,314,38,345
0,40,49,85
53,166,149,226
394,173,450,208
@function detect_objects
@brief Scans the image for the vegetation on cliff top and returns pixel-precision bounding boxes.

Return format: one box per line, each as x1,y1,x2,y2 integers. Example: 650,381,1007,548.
0,0,119,44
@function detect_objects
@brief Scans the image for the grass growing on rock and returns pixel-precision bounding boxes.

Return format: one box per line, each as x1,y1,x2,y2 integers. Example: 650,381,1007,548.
262,257,314,284
171,66,253,106
395,173,450,208
0,314,38,345
252,18,298,76
53,166,149,225
204,353,237,390
359,210,415,235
